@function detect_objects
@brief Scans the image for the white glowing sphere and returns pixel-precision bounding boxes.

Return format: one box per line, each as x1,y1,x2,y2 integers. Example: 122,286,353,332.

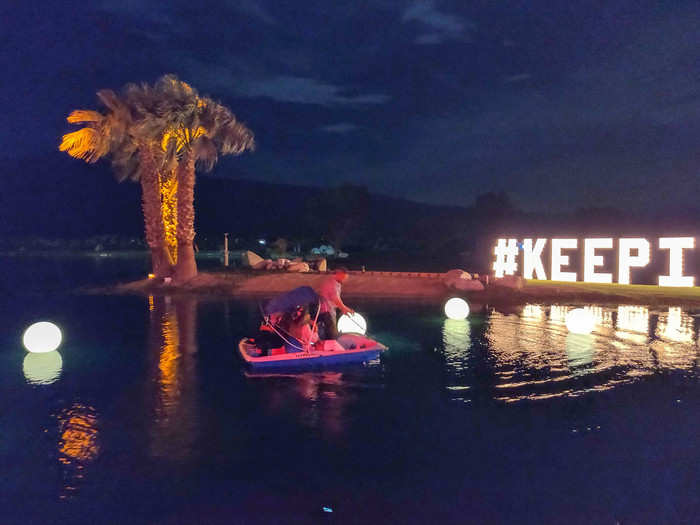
338,312,367,335
23,322,63,353
23,351,63,385
444,298,470,320
565,308,595,335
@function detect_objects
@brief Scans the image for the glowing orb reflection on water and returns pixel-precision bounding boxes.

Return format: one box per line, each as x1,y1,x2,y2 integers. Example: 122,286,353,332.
338,312,367,335
444,298,470,320
23,322,62,353
23,351,63,385
565,308,595,335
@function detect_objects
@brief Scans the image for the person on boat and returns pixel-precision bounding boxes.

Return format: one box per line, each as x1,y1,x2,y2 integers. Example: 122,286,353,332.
254,312,284,356
284,305,319,352
316,267,354,340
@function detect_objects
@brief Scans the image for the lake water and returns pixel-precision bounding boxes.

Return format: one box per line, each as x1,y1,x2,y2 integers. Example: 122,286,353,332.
2,256,700,524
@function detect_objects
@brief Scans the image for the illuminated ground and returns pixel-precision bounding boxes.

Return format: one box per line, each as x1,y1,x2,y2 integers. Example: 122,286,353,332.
105,272,700,307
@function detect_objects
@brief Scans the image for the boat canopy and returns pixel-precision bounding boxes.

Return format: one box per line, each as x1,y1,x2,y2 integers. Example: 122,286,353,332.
263,286,319,315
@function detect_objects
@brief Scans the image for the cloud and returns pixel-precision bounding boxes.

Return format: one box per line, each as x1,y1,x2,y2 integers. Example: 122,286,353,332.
319,123,362,133
236,76,390,106
503,73,532,84
227,0,275,24
402,1,474,44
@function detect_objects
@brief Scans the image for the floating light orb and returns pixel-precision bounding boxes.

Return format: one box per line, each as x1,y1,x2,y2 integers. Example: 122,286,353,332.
338,312,367,335
23,351,63,385
444,298,470,320
565,308,595,335
23,322,62,353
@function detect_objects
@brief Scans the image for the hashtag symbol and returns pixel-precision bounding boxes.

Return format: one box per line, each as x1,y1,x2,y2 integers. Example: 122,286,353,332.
493,238,518,277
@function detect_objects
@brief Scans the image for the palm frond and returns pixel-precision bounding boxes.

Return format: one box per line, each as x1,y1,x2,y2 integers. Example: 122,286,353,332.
67,110,103,124
194,136,218,172
96,89,124,113
111,149,140,182
59,128,104,163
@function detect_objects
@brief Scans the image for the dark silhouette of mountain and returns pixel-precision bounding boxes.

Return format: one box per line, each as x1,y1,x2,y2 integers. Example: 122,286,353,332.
3,153,698,256
0,153,462,244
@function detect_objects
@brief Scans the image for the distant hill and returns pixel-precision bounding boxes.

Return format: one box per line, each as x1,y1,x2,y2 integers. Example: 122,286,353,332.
3,153,698,255
0,153,465,245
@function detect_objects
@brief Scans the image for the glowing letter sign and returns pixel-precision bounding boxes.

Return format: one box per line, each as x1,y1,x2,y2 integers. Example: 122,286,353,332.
659,237,694,287
618,238,650,285
522,238,547,280
583,238,613,283
492,238,518,278
551,239,577,282
492,237,695,287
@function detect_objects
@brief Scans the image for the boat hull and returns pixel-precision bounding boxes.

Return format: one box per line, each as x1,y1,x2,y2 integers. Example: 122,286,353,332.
238,334,387,369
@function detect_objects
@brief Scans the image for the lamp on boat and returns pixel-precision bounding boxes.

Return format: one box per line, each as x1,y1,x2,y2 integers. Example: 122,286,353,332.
338,312,367,335
23,322,62,353
444,298,469,320
565,308,595,335
23,351,63,385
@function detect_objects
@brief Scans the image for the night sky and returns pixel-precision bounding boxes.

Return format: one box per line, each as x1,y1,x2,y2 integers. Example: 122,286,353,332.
3,1,699,212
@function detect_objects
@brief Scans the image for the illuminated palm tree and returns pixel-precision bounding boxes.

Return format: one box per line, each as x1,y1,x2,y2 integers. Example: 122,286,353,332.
60,75,254,283
154,76,255,282
59,89,172,277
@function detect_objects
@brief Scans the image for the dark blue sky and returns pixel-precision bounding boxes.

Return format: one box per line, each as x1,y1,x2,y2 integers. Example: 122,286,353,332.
3,1,699,212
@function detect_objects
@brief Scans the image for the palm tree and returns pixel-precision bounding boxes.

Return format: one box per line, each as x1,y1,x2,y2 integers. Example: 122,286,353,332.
60,75,255,283
153,76,255,282
60,88,173,277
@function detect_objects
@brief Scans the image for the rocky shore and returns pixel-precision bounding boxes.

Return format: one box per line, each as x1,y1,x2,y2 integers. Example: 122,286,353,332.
104,270,700,307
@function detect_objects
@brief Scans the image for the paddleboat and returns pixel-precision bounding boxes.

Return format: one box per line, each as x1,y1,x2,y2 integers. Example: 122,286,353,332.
238,285,388,369
238,333,387,369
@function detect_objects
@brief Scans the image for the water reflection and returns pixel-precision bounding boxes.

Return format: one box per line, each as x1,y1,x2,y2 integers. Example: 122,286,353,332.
246,371,356,438
55,403,99,499
650,307,697,370
441,303,699,404
23,350,63,385
442,319,471,400
147,295,199,461
566,333,595,371
656,307,694,344
616,305,650,344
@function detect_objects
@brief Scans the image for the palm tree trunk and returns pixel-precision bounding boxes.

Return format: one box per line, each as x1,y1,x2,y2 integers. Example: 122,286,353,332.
174,154,197,283
139,149,171,278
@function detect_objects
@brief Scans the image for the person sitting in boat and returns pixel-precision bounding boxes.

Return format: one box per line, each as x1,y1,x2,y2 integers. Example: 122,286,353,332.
316,267,354,340
291,305,319,350
254,312,284,356
281,305,319,352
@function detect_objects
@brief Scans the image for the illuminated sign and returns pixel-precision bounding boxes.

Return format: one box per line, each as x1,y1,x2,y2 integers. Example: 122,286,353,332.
493,237,695,286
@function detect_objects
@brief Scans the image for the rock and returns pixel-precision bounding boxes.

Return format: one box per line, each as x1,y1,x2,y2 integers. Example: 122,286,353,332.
252,259,269,270
493,275,524,289
316,258,327,272
276,258,291,268
451,279,484,291
287,262,310,273
443,269,472,288
243,250,264,268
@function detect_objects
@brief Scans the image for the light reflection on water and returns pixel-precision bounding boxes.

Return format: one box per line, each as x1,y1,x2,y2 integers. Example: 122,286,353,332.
245,370,355,437
441,304,699,404
55,403,99,499
148,295,199,461
23,350,63,385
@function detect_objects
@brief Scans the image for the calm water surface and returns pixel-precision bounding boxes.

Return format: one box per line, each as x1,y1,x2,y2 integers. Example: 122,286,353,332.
1,256,699,524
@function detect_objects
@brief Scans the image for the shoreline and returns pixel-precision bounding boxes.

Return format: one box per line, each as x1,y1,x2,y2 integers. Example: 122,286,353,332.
95,270,700,308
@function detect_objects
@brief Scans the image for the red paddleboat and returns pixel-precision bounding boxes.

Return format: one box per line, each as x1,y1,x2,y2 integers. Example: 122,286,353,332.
238,286,388,369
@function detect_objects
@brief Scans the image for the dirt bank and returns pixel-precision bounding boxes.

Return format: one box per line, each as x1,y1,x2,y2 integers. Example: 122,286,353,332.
101,270,700,307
